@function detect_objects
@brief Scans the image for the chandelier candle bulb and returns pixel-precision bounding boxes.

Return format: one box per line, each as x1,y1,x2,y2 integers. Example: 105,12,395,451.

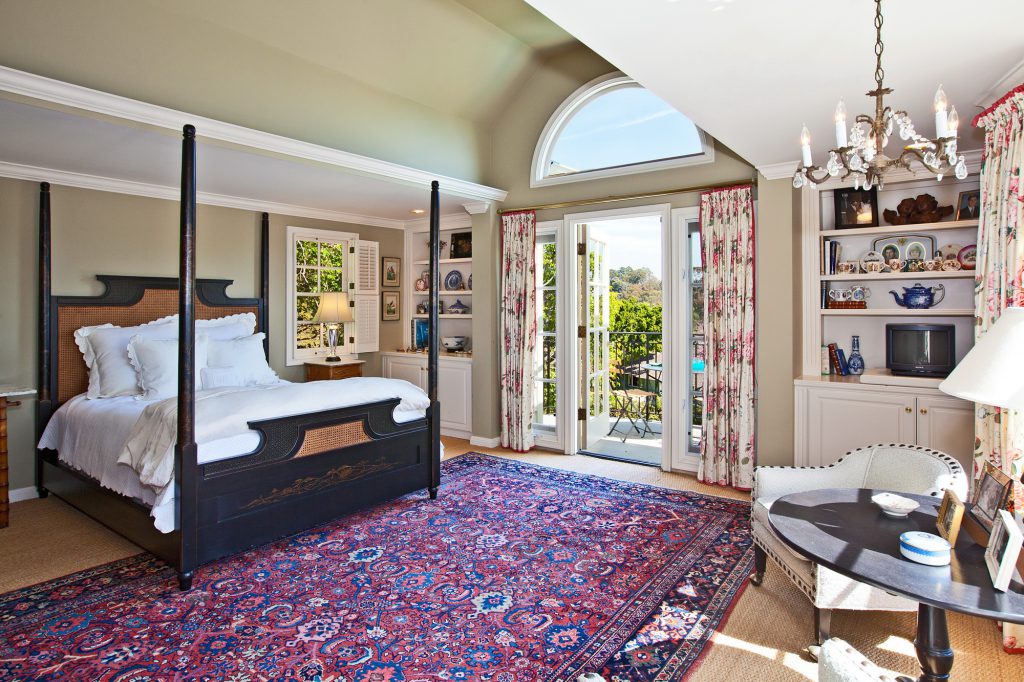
947,107,959,135
801,125,813,166
835,100,848,147
934,85,948,137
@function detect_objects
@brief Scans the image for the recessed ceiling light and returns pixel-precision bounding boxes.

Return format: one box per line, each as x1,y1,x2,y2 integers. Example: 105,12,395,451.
411,209,426,215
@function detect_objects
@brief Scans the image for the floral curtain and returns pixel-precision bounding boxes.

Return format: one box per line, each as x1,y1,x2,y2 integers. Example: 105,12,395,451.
973,83,1024,654
698,185,756,490
499,210,537,452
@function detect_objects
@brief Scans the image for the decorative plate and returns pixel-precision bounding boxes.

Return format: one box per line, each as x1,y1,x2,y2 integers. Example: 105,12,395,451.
444,270,463,291
936,243,963,262
859,250,886,271
468,274,472,290
871,234,936,261
957,244,977,270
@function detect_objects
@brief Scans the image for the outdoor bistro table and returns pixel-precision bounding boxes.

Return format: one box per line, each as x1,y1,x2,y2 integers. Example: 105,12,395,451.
769,488,1024,682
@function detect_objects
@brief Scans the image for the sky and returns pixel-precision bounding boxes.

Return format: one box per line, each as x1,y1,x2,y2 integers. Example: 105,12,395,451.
589,215,664,277
552,87,703,172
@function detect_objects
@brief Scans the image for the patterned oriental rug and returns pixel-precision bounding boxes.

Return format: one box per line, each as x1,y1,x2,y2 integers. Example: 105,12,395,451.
0,455,752,681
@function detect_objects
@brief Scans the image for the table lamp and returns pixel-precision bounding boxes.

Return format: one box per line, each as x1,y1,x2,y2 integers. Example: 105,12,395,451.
313,292,354,362
939,307,1024,411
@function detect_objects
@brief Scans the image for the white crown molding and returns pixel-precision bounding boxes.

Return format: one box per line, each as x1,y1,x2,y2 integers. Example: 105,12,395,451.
0,66,508,204
976,56,1024,112
403,212,473,231
0,161,408,229
756,149,983,187
461,201,490,215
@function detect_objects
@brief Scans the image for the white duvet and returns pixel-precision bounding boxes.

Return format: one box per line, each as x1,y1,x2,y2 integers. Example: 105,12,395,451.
40,378,431,532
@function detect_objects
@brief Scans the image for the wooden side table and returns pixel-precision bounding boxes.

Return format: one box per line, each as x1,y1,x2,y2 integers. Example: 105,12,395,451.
304,360,365,382
1,386,37,529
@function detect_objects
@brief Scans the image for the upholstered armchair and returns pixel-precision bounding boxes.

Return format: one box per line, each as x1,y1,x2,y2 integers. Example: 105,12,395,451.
819,638,909,682
750,444,968,645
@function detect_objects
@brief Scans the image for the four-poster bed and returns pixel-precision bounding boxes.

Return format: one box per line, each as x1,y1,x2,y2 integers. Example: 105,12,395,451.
35,125,443,590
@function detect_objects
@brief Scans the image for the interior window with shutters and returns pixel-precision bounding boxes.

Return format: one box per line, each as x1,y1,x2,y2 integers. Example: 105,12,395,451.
286,226,380,365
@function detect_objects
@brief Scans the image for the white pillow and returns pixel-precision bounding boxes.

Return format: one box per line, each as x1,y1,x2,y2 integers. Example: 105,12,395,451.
206,333,278,387
79,320,178,398
127,335,209,401
200,367,247,389
196,312,257,340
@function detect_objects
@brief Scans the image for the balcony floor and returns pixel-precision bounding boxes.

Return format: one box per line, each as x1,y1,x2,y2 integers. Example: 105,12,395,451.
583,420,663,466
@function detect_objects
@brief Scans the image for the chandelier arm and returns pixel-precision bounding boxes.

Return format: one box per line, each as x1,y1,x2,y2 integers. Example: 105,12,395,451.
802,166,834,185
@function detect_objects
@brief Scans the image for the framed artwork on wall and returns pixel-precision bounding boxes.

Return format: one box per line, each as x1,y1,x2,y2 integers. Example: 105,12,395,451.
382,257,401,287
956,190,981,220
450,232,472,259
382,291,400,321
834,187,879,229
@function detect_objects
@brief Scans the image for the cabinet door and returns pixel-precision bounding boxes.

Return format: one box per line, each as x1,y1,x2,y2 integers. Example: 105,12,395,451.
916,395,975,474
437,361,472,433
807,389,916,467
383,357,425,390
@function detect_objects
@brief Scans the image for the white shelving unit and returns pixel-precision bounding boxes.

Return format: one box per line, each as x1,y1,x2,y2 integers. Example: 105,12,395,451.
402,217,474,351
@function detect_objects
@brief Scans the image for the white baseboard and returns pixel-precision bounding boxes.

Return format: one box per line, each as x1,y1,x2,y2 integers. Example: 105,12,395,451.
9,486,39,503
469,435,501,449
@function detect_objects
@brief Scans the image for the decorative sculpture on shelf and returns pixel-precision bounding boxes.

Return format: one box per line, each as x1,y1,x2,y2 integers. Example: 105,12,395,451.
883,194,954,226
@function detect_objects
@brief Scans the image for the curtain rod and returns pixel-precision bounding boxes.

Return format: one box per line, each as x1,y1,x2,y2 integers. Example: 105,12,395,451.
497,176,757,214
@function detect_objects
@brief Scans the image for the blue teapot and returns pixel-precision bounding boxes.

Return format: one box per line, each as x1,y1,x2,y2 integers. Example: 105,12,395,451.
889,283,945,309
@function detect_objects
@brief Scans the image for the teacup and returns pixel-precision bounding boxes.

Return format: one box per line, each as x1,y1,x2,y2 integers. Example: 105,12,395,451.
836,261,858,274
923,258,943,271
907,260,925,272
887,258,906,273
851,285,871,301
863,261,885,274
941,259,962,271
828,288,852,301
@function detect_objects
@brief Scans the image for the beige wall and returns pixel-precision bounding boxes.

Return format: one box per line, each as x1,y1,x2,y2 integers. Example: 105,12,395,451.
0,176,403,490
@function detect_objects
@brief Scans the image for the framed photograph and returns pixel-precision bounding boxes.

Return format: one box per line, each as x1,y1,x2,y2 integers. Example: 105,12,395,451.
450,231,473,259
412,319,429,349
970,461,1014,531
834,187,879,229
936,488,965,547
985,509,1023,591
956,190,981,221
382,257,401,288
381,291,400,321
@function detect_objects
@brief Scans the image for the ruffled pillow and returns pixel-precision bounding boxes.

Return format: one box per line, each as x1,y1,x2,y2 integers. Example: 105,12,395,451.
127,335,209,401
205,333,278,387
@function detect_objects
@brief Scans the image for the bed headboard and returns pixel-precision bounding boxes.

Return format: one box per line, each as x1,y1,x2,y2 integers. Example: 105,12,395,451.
49,275,265,405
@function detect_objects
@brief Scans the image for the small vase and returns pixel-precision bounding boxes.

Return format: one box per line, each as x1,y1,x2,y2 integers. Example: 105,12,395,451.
847,335,865,375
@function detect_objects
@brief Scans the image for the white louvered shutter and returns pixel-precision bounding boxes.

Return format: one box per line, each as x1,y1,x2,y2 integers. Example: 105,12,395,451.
353,240,380,353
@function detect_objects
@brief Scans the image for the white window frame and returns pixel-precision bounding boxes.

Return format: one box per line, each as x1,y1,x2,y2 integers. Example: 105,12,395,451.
531,73,715,189
286,225,358,366
532,221,564,451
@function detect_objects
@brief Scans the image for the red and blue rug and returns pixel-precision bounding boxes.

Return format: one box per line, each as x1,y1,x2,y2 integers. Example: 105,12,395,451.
0,454,751,681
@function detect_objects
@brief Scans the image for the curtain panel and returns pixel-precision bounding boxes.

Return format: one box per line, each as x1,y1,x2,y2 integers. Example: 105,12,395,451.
698,185,756,490
973,83,1024,654
499,211,537,452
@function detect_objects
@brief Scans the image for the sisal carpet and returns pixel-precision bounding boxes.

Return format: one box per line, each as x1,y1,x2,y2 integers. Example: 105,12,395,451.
0,454,752,681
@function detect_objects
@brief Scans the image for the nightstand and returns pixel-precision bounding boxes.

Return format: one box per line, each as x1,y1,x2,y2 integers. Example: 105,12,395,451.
1,386,36,529
304,359,365,382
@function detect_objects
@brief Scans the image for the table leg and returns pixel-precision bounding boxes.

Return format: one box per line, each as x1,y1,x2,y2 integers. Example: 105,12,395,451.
914,603,953,682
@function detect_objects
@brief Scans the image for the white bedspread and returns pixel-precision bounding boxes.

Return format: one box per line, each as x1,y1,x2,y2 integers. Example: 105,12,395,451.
39,378,431,532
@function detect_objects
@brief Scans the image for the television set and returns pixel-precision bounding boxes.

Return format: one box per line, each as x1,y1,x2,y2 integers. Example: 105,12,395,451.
886,323,956,377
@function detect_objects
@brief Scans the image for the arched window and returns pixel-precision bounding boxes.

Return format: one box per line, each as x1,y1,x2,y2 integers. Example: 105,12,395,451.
532,74,713,187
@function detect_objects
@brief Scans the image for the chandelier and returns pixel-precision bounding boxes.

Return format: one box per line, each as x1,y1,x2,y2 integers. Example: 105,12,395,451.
793,0,967,190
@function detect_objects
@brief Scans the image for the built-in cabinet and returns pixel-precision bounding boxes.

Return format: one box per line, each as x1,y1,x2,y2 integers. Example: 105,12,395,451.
381,352,472,439
795,379,974,472
404,219,474,351
795,159,982,471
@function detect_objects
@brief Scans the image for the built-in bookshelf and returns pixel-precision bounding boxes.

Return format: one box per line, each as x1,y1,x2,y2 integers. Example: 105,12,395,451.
403,219,474,351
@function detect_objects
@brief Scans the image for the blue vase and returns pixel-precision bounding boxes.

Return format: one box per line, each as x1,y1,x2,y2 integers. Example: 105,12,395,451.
848,335,865,375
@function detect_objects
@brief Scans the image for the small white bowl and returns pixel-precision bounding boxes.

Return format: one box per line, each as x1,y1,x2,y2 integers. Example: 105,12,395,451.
899,531,951,566
872,492,920,518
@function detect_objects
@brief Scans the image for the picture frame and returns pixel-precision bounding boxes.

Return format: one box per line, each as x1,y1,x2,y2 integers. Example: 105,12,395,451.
381,291,400,321
936,488,965,547
412,319,429,350
382,257,401,288
834,187,879,229
450,231,473,259
984,509,1023,592
956,190,981,221
970,461,1014,531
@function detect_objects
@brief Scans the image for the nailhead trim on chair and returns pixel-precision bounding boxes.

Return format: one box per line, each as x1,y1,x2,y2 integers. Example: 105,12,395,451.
753,535,817,601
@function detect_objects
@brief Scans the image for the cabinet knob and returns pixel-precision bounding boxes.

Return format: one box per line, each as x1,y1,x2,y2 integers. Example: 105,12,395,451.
920,408,928,415
904,406,912,413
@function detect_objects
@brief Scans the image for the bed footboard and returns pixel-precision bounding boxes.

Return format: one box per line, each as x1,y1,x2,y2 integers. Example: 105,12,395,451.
191,398,435,567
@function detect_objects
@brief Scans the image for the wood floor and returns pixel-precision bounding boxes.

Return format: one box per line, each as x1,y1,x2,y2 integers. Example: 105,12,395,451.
1,437,1020,681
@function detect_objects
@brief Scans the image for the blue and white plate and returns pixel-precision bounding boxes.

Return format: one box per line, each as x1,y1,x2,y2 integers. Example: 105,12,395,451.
444,270,463,291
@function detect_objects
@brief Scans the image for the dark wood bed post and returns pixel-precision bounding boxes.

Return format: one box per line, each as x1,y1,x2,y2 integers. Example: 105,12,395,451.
176,125,199,591
35,182,52,498
260,212,269,358
427,181,441,499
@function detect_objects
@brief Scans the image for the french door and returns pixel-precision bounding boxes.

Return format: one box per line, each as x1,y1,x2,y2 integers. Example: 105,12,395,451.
579,227,610,450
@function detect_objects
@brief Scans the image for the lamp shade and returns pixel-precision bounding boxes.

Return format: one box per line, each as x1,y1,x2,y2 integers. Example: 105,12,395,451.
313,292,354,324
939,307,1024,409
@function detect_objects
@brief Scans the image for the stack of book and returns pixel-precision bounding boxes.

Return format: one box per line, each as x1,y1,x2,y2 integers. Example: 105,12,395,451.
821,239,842,275
826,342,852,375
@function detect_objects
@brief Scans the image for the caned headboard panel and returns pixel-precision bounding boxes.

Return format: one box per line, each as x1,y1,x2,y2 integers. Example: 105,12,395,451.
51,276,264,405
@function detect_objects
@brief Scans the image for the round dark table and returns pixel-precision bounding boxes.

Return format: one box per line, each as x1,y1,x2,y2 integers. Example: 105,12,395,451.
768,488,1024,682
